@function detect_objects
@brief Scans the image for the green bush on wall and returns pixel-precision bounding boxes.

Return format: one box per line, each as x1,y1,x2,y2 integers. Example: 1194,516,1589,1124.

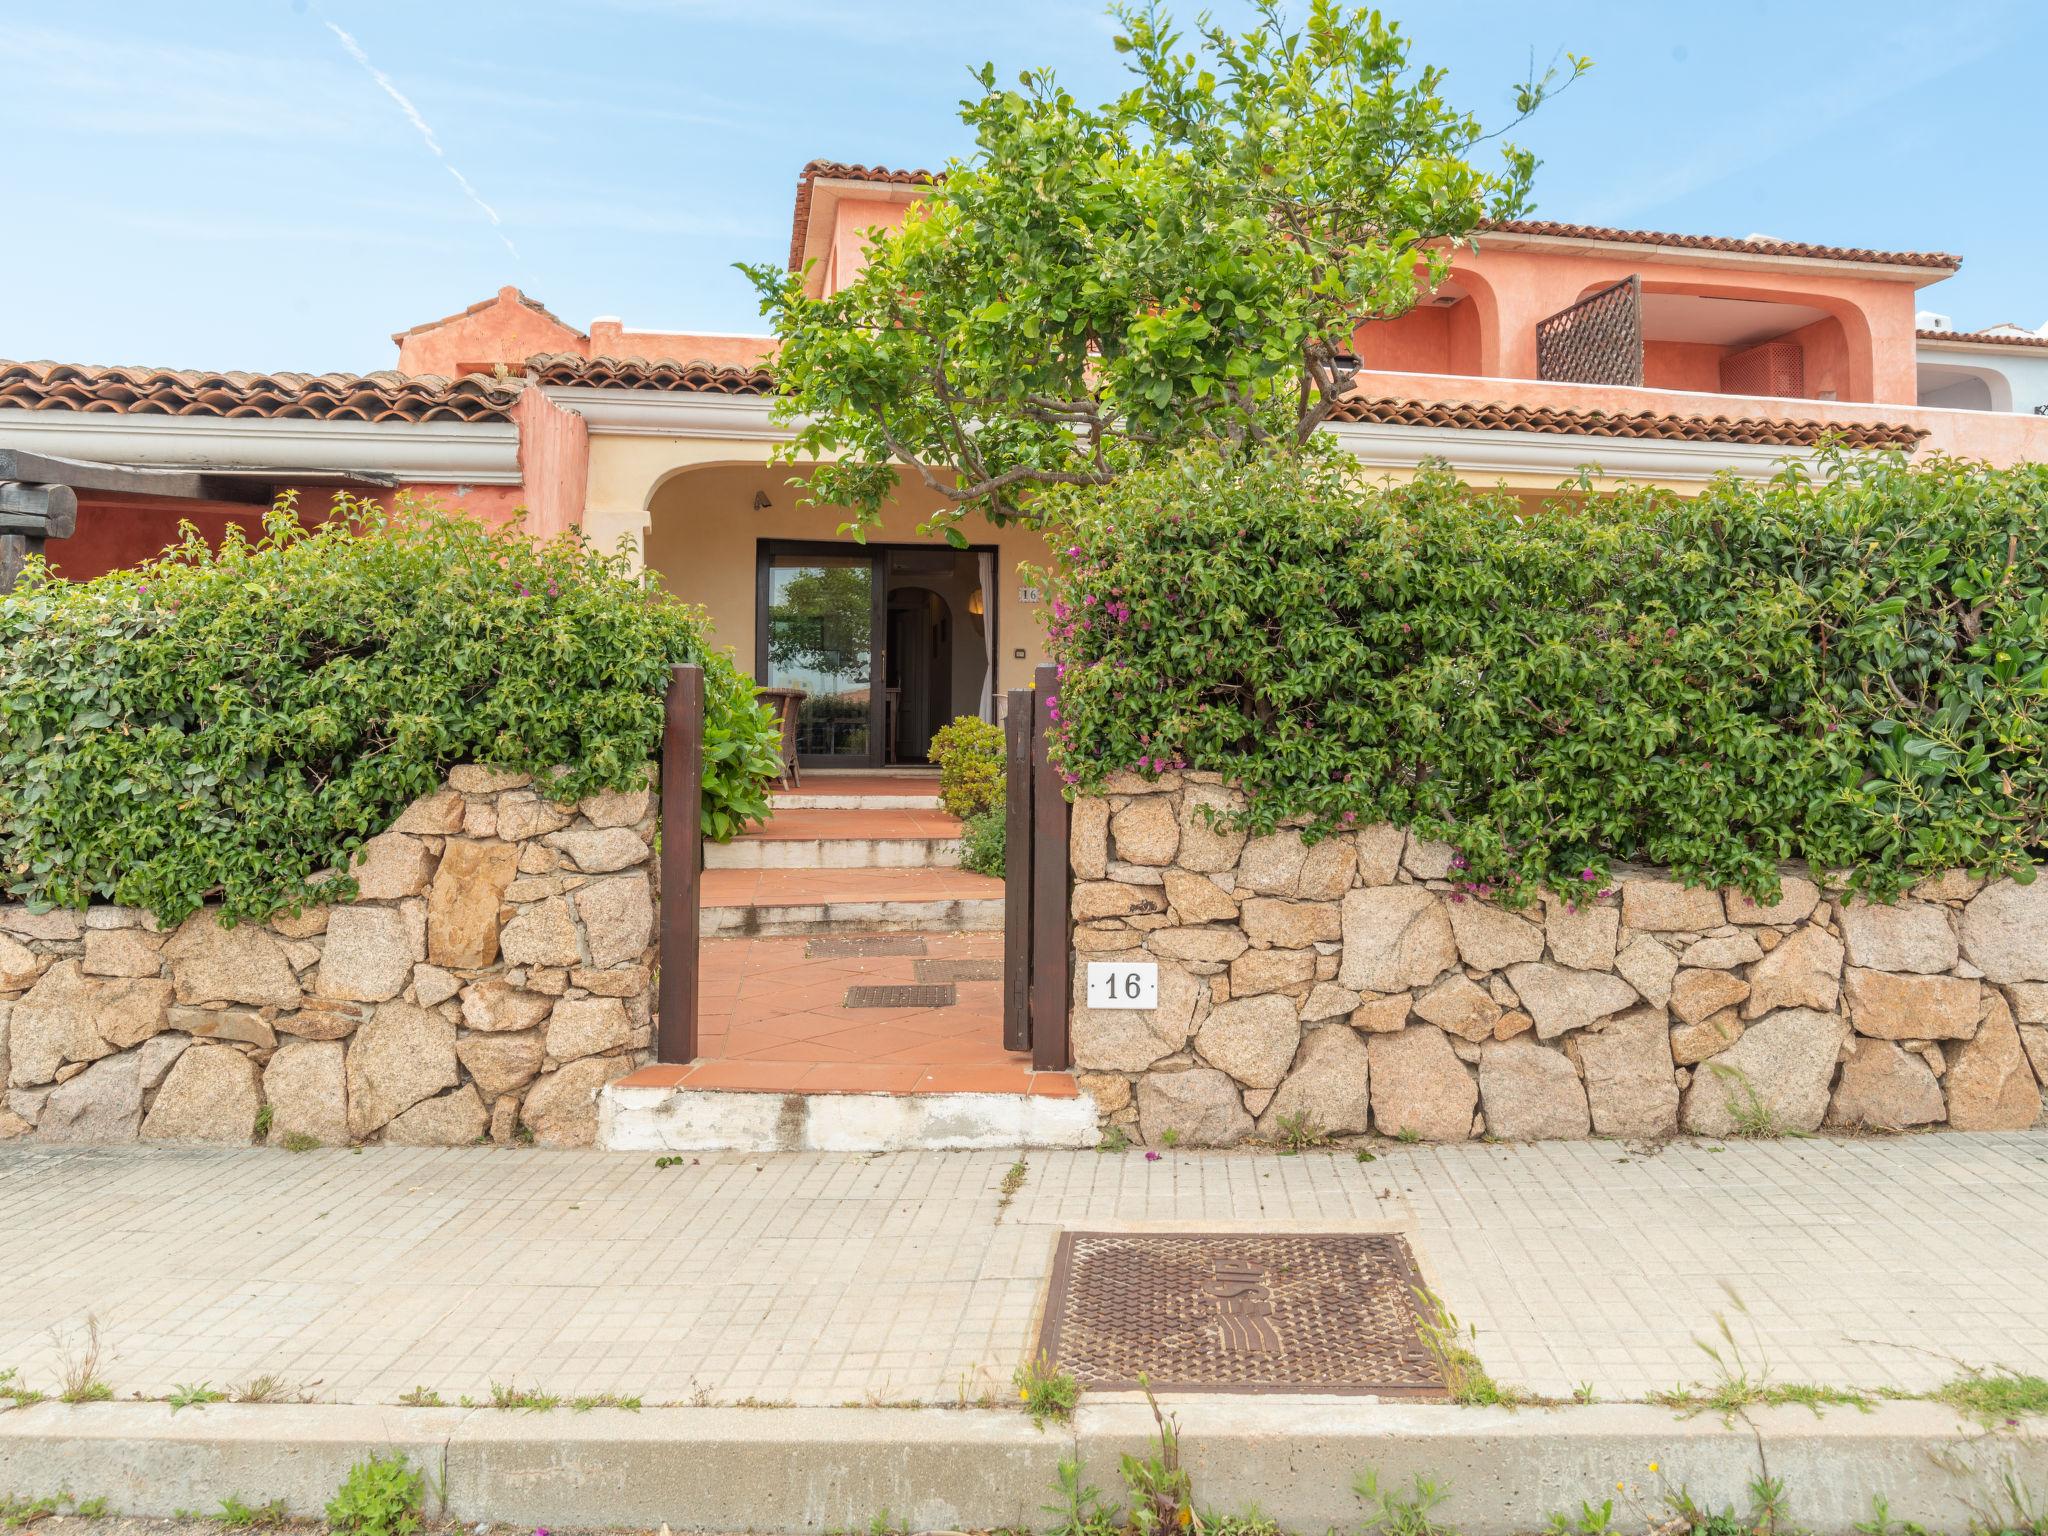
0,493,783,924
1045,446,2048,903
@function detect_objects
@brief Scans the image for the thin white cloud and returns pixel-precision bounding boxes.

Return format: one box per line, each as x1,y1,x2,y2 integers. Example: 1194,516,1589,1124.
321,20,521,261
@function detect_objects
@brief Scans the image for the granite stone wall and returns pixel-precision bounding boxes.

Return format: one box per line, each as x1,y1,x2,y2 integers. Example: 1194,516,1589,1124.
0,766,658,1148
1069,773,2048,1146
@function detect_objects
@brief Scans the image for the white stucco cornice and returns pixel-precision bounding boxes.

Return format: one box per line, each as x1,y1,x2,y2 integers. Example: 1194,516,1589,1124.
543,387,805,441
0,409,522,484
553,383,1811,484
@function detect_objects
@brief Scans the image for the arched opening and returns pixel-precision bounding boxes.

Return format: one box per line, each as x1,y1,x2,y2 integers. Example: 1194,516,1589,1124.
1607,280,1875,401
1350,266,1501,378
1917,361,2014,413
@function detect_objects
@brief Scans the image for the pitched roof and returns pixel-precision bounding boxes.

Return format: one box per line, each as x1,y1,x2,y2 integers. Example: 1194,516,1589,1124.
788,159,940,270
780,161,1962,274
391,287,581,344
1917,327,2048,350
528,353,776,395
0,360,522,423
1483,221,1959,271
1327,395,1925,451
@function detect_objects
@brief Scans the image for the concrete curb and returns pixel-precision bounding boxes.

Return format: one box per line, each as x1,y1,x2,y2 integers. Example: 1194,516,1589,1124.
3,1400,2043,1533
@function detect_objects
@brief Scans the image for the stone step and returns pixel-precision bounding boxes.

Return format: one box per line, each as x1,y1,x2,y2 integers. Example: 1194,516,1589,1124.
773,772,944,812
707,807,965,871
600,1068,1094,1151
699,868,1004,938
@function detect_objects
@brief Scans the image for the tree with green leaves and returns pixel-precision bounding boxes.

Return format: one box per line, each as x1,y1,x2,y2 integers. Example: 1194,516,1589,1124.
743,0,1587,544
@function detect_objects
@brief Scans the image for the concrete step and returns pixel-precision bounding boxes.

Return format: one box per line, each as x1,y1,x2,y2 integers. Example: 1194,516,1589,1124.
707,807,965,871
600,1069,1094,1151
773,771,944,812
700,867,1004,938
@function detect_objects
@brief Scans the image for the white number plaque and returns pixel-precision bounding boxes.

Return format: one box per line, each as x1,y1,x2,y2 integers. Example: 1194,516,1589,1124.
1086,960,1159,1009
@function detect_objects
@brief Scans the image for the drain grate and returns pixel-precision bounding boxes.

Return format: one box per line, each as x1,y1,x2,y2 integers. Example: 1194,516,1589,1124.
844,983,956,1009
914,958,1002,983
1035,1231,1446,1396
806,936,929,959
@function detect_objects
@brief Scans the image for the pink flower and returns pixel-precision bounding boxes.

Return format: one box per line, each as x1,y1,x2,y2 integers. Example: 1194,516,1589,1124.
1144,1151,1161,1162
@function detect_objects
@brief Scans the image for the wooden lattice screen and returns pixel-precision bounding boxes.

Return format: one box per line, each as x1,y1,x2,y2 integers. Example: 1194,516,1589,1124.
1536,275,1644,387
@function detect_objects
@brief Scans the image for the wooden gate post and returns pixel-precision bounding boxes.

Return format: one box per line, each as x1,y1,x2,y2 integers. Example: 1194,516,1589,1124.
1028,663,1072,1071
657,663,704,1065
1002,689,1034,1053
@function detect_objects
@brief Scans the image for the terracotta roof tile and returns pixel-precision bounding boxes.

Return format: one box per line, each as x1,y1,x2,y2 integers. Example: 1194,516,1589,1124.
0,360,521,423
528,353,1918,450
1917,327,2048,350
1485,221,1959,271
391,287,582,343
1328,395,1925,451
788,160,941,270
527,353,776,395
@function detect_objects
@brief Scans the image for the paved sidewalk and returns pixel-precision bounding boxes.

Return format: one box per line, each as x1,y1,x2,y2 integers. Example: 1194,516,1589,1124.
3,1134,2046,1407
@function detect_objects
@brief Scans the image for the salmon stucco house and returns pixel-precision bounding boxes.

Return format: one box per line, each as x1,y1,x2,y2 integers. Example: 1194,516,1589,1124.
4,160,2048,774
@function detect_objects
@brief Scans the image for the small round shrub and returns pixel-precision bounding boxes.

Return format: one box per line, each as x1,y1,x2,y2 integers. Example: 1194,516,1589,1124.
0,492,782,924
929,714,1006,818
959,806,1006,877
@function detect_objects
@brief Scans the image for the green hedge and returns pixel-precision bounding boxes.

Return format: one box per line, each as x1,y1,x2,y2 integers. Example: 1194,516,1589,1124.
1046,447,2048,901
0,494,782,924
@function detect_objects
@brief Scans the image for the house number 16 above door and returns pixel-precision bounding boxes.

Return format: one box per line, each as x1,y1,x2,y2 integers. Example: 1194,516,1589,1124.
1085,960,1159,1009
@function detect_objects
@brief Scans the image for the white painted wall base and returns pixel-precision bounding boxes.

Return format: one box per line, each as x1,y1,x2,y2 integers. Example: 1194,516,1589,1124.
599,1083,1099,1152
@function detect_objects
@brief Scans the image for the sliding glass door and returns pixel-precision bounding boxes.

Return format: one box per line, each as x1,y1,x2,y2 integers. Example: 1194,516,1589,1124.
760,551,881,768
757,542,998,770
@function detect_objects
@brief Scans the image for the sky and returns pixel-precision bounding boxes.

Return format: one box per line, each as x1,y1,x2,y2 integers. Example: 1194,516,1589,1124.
3,0,2043,376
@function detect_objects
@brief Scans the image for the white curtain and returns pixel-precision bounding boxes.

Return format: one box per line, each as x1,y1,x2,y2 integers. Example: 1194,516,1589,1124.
977,550,997,721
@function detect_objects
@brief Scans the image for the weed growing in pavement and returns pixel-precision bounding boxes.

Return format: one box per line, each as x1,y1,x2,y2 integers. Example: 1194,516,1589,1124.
325,1452,425,1536
53,1314,112,1403
0,1368,44,1407
1355,1149,1377,1163
1160,1129,1182,1149
1000,1158,1029,1210
253,1106,273,1140
1932,1369,2048,1426
487,1381,560,1412
395,1386,444,1407
1396,1128,1422,1144
1273,1112,1331,1153
281,1132,321,1153
1572,1382,1598,1405
211,1494,288,1528
2,1493,114,1529
1355,1469,1458,1536
1412,1288,1528,1409
1098,1125,1132,1153
1015,1350,1082,1428
1707,1064,1792,1140
1044,1457,1121,1536
1650,1289,1869,1422
1119,1386,1195,1536
71,1498,109,1520
568,1392,642,1412
234,1374,315,1404
168,1381,229,1412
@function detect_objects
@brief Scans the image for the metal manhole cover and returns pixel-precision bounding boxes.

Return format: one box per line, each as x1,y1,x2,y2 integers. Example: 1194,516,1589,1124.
807,936,928,958
844,983,956,1009
914,958,1002,983
1035,1231,1446,1396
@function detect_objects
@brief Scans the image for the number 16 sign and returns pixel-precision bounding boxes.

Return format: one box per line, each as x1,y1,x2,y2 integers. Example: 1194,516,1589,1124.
1085,960,1159,1009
